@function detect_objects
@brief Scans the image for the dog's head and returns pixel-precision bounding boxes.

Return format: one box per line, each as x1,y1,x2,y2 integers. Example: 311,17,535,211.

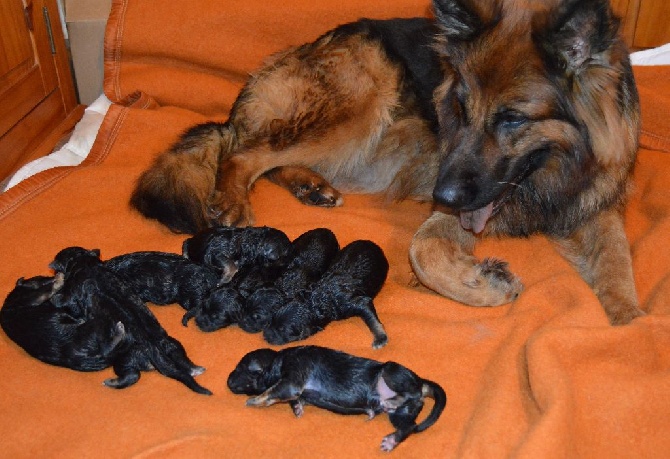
431,0,639,236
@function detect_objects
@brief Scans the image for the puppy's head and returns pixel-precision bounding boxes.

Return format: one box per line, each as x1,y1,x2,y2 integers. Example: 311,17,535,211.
430,0,636,235
289,228,340,274
263,301,318,345
238,288,283,333
227,348,278,394
257,227,292,267
188,286,243,332
49,247,102,273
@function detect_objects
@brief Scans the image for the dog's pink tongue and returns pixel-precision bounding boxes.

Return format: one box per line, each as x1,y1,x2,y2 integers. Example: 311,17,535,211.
459,203,493,234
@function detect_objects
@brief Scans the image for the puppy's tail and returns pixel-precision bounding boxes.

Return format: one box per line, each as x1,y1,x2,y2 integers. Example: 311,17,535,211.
130,121,237,234
415,379,447,433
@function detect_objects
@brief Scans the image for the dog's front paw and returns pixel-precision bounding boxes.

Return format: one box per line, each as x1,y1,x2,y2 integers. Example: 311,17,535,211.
457,257,523,306
409,217,523,307
207,190,255,227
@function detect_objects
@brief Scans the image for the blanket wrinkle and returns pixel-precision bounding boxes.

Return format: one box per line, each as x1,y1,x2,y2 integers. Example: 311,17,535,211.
0,0,669,457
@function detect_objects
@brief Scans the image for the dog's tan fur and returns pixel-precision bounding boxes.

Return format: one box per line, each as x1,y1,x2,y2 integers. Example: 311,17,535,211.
131,0,644,325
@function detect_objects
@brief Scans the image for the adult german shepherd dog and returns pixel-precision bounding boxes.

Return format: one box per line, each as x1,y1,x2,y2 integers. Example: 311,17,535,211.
131,0,643,325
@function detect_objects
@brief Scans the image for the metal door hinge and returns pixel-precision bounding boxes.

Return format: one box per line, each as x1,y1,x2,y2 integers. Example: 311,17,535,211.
23,2,34,31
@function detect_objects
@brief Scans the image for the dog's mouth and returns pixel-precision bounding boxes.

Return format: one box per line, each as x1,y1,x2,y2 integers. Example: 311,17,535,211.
457,160,536,234
459,203,494,234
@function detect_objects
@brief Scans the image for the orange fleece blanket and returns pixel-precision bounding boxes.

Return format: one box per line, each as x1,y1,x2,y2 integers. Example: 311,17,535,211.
1,1,669,457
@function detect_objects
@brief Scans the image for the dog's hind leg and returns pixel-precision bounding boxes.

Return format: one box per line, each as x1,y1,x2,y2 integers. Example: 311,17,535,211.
552,208,644,325
264,166,343,207
409,211,523,306
131,122,235,234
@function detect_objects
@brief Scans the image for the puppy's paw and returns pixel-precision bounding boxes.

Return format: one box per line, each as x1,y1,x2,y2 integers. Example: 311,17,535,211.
290,400,305,418
372,334,388,349
190,365,206,377
246,394,270,407
380,434,398,452
207,190,255,227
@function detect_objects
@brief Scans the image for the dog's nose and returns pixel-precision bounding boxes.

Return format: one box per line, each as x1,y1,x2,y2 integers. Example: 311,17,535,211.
433,180,477,209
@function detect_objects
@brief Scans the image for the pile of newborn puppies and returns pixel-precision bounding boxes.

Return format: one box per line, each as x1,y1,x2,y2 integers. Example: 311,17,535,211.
0,226,390,393
1,225,447,451
181,226,389,349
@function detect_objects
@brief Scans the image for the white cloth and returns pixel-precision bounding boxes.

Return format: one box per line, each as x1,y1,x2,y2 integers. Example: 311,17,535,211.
2,94,112,191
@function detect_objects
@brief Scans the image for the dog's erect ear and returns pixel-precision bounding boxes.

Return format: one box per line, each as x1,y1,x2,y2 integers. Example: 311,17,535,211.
534,0,620,75
432,0,487,41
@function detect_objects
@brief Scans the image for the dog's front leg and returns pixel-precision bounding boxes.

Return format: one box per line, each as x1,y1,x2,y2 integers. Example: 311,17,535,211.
409,211,522,306
552,208,644,325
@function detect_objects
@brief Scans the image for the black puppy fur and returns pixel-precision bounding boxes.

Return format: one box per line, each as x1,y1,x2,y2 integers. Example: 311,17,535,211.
0,274,125,372
239,228,340,333
180,258,284,331
181,226,294,332
227,345,447,452
182,226,292,283
264,240,389,348
181,284,244,331
104,251,220,326
48,246,212,394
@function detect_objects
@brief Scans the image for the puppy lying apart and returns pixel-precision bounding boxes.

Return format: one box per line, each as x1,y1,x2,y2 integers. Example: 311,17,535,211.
105,251,220,321
227,346,446,452
239,228,340,333
264,239,389,348
182,226,291,283
1,274,124,372
47,246,212,394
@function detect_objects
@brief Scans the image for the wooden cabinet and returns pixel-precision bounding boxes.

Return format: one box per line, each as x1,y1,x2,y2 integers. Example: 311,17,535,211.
613,0,670,49
632,0,670,49
0,0,83,184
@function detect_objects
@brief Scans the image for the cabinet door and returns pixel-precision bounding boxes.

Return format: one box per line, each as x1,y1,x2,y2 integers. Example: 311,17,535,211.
0,0,79,182
610,0,637,47
0,0,59,137
634,0,670,49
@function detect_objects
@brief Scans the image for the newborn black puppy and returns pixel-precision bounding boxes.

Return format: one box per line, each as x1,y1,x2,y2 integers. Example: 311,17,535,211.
263,240,389,348
181,258,284,332
0,274,125,372
48,246,212,394
239,228,340,333
227,345,447,452
182,226,291,283
181,284,244,331
105,251,220,313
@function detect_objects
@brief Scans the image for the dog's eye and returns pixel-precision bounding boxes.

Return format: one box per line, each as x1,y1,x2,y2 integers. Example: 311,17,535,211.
497,111,528,129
